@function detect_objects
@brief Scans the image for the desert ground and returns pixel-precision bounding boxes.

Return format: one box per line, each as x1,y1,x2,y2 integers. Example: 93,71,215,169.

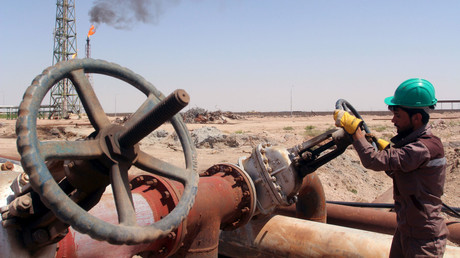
0,110,459,239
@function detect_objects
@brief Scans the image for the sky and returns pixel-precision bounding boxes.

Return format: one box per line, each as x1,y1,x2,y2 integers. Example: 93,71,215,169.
1,1,460,113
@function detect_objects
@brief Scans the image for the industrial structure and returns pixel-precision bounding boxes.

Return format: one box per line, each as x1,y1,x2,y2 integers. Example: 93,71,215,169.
48,0,81,119
85,25,95,86
0,59,459,257
0,1,458,256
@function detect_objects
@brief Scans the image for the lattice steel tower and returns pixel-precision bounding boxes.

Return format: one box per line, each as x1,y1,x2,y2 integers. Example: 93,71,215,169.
49,0,81,119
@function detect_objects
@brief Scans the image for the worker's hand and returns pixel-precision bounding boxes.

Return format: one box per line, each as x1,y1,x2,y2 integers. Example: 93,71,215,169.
365,133,390,150
333,109,363,134
377,138,390,150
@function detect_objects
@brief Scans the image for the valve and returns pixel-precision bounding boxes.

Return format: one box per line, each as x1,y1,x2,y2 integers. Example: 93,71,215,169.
238,143,302,215
289,128,351,177
238,128,352,215
14,59,199,246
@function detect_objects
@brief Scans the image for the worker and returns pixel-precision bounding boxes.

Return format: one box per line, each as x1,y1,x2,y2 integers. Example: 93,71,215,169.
334,78,448,257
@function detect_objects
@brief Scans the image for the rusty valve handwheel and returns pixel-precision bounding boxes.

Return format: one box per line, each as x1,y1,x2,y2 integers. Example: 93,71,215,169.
16,59,198,245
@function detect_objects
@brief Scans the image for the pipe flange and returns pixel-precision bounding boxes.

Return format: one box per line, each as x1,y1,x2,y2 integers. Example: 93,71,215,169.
256,144,287,204
130,175,185,257
240,143,302,215
202,163,256,231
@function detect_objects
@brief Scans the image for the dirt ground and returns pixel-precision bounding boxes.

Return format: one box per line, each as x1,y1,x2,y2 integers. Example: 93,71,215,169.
1,111,459,227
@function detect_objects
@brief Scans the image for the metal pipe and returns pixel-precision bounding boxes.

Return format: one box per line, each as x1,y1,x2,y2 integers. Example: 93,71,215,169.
253,216,393,257
56,167,252,257
275,174,460,245
56,192,156,258
273,169,460,248
276,172,326,222
327,203,460,245
173,164,256,257
447,221,460,245
327,203,397,235
172,175,238,257
218,215,460,257
0,155,20,163
219,215,393,257
327,200,460,213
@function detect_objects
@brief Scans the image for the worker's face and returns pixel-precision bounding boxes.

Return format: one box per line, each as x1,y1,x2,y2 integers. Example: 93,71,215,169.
391,107,413,135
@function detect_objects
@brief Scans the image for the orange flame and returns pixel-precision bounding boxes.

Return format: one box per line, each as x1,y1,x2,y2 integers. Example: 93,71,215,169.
72,53,77,59
87,25,96,37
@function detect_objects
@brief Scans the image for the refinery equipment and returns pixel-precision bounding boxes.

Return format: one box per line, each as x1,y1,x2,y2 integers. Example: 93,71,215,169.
1,59,459,257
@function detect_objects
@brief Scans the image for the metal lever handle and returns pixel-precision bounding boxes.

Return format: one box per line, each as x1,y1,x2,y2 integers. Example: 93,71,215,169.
289,128,352,177
119,89,190,148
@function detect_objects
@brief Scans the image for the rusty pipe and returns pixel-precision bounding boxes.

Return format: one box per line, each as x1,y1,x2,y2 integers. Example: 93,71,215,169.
0,155,20,162
219,215,393,257
56,192,158,258
55,175,183,258
218,215,460,257
327,203,460,245
56,165,253,257
251,216,393,257
171,175,238,257
172,164,255,257
275,172,326,222
327,203,397,235
447,221,460,245
275,170,460,245
278,202,460,246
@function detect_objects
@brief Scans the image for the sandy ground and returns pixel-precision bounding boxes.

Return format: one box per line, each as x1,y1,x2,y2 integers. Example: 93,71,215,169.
1,111,459,229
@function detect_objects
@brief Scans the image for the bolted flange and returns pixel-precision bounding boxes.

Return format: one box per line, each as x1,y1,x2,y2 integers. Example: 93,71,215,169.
239,143,302,215
202,163,256,230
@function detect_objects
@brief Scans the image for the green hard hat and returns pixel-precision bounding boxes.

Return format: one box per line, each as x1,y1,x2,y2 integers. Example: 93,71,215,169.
384,78,437,107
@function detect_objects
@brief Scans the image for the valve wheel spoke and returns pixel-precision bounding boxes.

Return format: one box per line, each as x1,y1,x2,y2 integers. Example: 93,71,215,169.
69,69,111,131
110,163,137,226
135,151,189,183
39,139,103,161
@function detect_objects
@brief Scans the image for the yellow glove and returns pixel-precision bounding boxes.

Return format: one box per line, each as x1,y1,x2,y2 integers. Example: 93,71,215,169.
333,109,363,134
365,133,390,150
377,138,390,150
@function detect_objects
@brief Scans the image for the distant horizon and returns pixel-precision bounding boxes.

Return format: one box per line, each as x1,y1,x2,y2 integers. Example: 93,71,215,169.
2,2,460,113
105,108,459,116
1,104,459,115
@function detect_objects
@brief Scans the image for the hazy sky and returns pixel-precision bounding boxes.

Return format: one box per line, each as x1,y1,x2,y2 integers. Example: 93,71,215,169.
1,1,459,113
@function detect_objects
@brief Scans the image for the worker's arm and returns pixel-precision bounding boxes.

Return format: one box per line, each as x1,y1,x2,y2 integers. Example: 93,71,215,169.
333,111,427,172
335,112,389,150
352,127,365,141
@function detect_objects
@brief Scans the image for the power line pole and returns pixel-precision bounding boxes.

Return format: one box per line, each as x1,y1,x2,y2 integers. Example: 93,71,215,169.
290,85,293,117
49,0,81,119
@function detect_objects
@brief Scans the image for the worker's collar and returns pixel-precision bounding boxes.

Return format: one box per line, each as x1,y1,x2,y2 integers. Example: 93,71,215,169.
391,124,430,148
